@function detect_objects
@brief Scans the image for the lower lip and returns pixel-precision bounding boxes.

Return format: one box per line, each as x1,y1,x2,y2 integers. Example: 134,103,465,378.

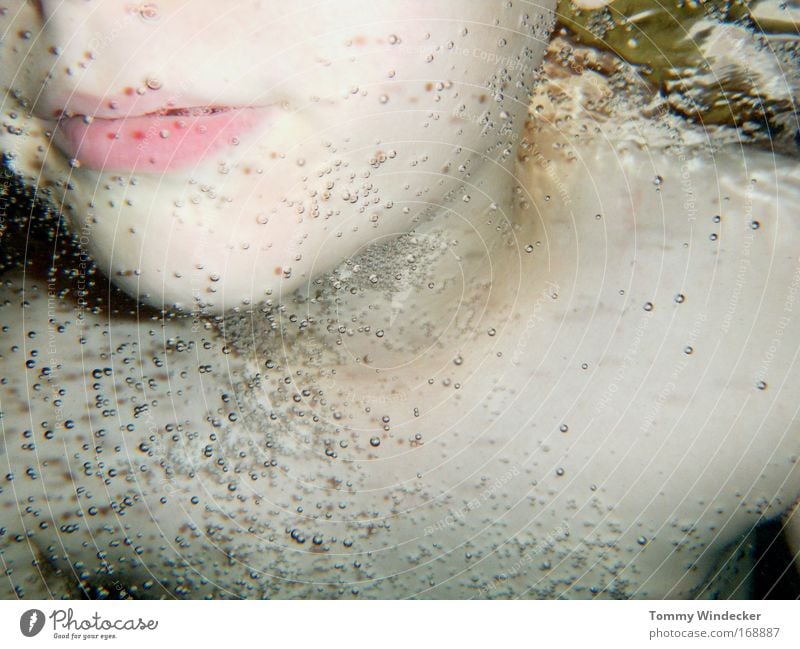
53,107,266,173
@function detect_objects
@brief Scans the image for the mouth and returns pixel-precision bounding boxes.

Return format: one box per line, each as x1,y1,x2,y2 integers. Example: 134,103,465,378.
51,105,269,173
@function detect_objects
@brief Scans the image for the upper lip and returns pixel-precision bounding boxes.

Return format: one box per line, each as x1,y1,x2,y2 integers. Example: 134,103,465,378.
59,105,241,121
39,91,254,122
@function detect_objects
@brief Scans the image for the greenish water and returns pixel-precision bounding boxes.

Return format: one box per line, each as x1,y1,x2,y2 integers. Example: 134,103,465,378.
555,0,798,136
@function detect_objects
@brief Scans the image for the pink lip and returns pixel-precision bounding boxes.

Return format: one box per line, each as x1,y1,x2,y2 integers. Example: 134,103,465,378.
52,106,266,172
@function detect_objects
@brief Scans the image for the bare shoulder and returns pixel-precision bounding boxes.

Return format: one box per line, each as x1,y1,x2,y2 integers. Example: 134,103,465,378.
517,128,800,594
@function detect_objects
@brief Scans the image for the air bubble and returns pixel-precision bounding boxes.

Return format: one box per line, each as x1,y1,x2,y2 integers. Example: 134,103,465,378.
138,3,160,21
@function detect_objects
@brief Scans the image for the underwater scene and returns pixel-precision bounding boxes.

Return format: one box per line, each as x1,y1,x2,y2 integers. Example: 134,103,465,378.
0,0,798,600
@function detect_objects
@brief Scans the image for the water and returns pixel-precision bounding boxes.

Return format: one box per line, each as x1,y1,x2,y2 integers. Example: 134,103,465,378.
0,0,798,601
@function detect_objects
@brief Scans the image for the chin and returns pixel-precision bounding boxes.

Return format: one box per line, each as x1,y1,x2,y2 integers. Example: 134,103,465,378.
1,0,554,314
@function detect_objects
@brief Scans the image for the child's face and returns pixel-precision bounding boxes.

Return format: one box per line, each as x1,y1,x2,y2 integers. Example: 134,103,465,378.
2,1,554,312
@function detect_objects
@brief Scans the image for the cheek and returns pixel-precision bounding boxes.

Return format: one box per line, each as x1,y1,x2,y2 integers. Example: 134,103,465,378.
57,101,484,314
3,0,556,314
56,116,438,314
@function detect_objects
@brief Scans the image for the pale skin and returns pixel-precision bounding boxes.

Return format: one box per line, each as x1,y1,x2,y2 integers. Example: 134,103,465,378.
0,1,798,599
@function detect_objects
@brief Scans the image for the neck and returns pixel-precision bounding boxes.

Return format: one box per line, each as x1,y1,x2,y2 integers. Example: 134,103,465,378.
217,130,572,455
227,144,552,369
